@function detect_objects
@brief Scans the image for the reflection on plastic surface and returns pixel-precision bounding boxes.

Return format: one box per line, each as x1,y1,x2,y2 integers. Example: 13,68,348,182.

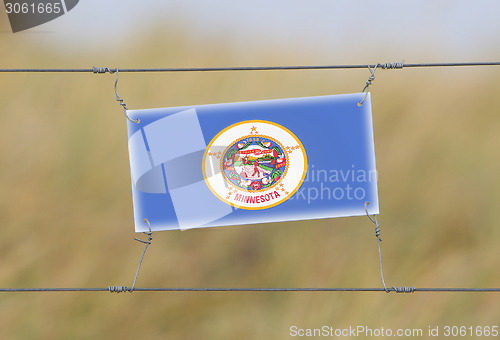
126,93,379,232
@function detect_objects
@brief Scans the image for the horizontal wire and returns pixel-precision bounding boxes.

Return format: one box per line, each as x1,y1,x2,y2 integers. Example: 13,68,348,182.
0,287,499,293
0,62,500,73
1,61,498,294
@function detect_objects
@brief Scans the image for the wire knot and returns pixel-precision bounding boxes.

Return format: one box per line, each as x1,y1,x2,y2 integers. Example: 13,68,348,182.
364,201,382,242
93,67,139,122
112,68,140,123
380,61,404,70
362,68,377,93
391,286,416,293
364,73,375,89
358,61,404,105
358,64,379,106
92,67,116,74
134,219,153,245
108,286,129,293
128,219,154,293
374,224,382,241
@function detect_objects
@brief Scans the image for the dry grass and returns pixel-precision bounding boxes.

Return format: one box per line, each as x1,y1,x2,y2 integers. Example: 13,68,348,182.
0,19,499,339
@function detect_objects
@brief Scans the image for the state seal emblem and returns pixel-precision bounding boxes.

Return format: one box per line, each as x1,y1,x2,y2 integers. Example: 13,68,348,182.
203,120,307,209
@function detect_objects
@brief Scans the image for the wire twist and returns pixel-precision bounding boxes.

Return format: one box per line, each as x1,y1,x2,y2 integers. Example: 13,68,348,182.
391,286,415,293
129,219,154,292
358,61,404,106
380,61,404,69
108,219,153,294
108,286,129,293
365,201,382,242
92,67,115,74
93,66,139,123
358,64,378,106
113,68,140,123
362,64,378,93
365,202,416,294
364,201,388,292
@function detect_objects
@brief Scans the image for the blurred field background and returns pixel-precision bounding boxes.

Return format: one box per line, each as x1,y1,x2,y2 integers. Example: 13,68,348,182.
1,2,500,339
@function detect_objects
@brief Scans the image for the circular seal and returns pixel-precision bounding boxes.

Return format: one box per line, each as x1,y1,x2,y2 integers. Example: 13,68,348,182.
203,120,307,210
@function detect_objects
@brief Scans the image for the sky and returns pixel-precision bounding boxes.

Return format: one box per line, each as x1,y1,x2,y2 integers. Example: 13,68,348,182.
2,0,500,62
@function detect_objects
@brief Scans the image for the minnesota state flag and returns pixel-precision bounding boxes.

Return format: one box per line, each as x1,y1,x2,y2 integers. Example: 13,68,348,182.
126,93,379,232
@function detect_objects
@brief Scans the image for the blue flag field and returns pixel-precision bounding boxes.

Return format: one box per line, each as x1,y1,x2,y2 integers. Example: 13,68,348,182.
126,93,379,232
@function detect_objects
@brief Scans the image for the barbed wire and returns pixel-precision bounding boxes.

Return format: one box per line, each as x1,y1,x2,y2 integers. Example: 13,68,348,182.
0,61,499,73
0,287,499,293
0,60,499,294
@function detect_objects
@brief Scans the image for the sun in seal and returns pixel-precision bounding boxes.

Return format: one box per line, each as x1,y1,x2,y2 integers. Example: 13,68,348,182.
203,120,307,210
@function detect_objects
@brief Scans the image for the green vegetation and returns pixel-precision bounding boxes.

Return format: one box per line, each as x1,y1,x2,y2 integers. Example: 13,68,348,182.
256,141,269,149
238,142,252,150
272,146,281,155
226,148,238,159
228,173,239,180
271,170,282,181
260,154,274,161
258,164,274,172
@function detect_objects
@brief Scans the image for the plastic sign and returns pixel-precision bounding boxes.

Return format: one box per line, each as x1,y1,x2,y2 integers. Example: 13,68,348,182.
126,93,379,232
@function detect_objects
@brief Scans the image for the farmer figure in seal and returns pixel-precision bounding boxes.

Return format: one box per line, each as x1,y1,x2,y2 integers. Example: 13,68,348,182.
252,159,260,177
